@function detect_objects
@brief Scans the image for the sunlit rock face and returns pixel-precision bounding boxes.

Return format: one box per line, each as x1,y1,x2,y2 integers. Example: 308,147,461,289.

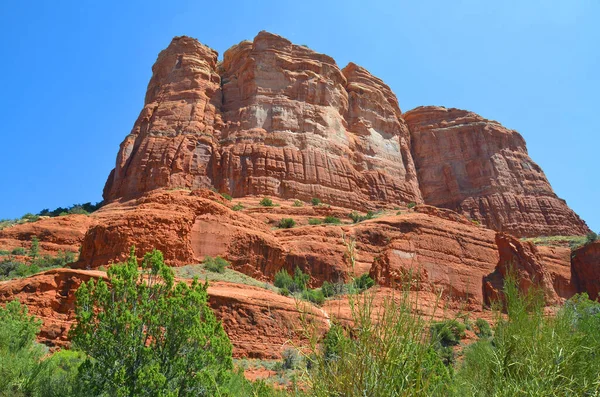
404,106,589,237
104,31,422,209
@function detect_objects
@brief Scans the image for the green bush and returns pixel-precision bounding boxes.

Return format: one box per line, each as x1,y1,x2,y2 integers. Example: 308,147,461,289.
474,318,492,338
203,255,229,273
0,300,44,395
311,198,322,206
323,216,341,224
0,250,9,256
281,348,302,370
274,269,295,290
308,218,323,225
302,289,325,305
29,236,39,259
279,287,290,296
431,319,466,347
407,202,416,209
321,281,335,298
353,273,375,292
278,218,296,229
11,247,26,256
259,197,274,207
586,231,598,244
70,247,233,396
305,290,452,396
274,267,309,294
232,203,244,211
29,349,85,397
348,211,374,223
292,199,303,207
220,192,233,201
456,275,600,396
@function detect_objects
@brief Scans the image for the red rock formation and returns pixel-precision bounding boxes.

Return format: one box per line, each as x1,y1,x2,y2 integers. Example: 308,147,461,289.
572,241,600,300
0,269,328,358
104,31,422,209
404,106,589,237
0,214,96,255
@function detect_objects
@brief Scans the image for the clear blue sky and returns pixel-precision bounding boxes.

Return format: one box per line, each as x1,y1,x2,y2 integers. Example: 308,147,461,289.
0,0,597,232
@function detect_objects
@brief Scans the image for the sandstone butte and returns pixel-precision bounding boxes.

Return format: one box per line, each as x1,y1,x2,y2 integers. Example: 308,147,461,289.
0,31,597,360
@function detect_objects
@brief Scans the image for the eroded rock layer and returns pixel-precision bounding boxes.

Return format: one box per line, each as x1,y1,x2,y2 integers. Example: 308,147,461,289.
103,31,422,209
404,106,589,237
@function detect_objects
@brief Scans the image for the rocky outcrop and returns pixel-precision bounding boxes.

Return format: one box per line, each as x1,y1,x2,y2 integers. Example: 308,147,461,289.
103,31,422,209
0,214,96,255
404,106,589,237
572,241,600,300
0,269,328,358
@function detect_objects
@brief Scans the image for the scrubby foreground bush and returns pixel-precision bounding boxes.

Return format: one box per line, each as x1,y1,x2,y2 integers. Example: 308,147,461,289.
456,275,600,396
0,248,282,397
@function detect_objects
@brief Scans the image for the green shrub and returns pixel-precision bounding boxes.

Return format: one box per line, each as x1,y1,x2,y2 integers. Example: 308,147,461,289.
321,281,335,298
311,197,322,206
70,247,233,396
259,197,274,207
11,247,26,256
302,289,325,305
431,319,466,347
277,218,296,229
274,269,294,290
586,231,598,244
308,218,323,225
203,255,229,273
0,250,9,256
274,267,309,293
353,273,375,292
232,203,244,211
474,318,492,338
456,274,600,396
323,216,341,224
29,349,85,397
281,348,302,370
292,199,303,207
305,289,452,395
20,213,40,223
0,300,44,395
349,211,374,223
407,202,416,209
279,287,290,296
220,192,233,201
29,236,39,259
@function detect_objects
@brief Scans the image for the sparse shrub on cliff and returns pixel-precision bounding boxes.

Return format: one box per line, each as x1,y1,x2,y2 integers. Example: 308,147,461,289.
407,202,416,209
278,218,296,229
29,236,39,259
353,273,375,292
308,218,323,225
302,289,325,305
430,319,466,365
321,281,335,298
311,197,322,206
0,250,9,256
220,192,233,201
232,202,244,211
11,247,26,256
323,216,341,224
70,247,233,396
281,348,302,370
204,255,229,273
292,199,303,207
274,267,309,294
348,210,374,223
474,318,492,338
586,231,598,244
260,197,274,207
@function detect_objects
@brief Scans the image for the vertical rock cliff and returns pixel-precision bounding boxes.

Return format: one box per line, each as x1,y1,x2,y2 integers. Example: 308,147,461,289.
103,31,588,237
404,106,589,237
104,31,423,208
